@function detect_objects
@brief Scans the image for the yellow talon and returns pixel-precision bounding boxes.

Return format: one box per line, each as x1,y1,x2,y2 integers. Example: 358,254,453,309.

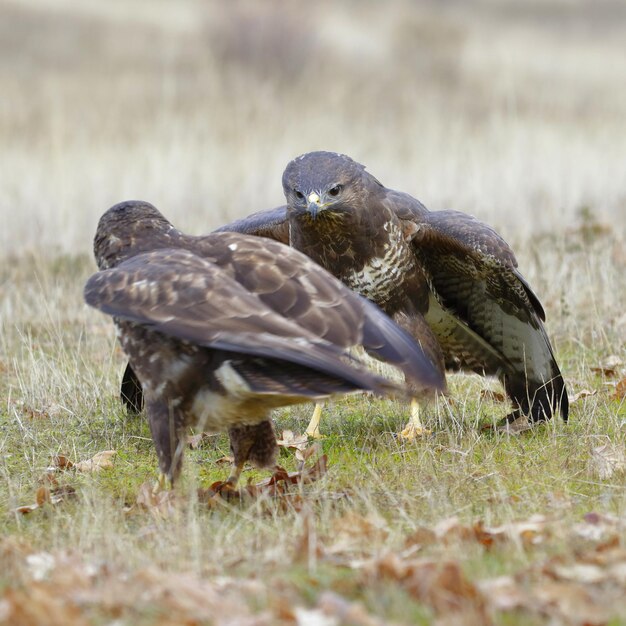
153,472,170,494
398,398,431,440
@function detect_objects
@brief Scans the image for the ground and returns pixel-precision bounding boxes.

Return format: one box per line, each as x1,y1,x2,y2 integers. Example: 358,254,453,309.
1,1,625,624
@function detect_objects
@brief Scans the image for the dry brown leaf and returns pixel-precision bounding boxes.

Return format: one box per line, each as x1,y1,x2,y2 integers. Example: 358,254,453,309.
1,584,90,626
134,481,178,518
327,512,389,556
591,442,626,479
14,485,76,515
569,388,597,403
52,454,73,470
404,526,437,548
317,591,392,626
423,515,549,549
296,441,322,464
591,355,623,377
496,414,534,434
276,430,309,452
478,576,530,611
371,554,489,620
548,562,608,584
14,503,40,515
248,454,328,495
483,515,549,547
479,389,506,403
533,580,610,624
199,454,329,504
74,450,116,473
214,455,234,465
612,376,626,400
335,512,388,541
186,432,209,449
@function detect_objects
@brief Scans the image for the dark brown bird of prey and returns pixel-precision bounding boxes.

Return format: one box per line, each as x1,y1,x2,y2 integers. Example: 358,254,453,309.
215,151,568,434
85,201,443,487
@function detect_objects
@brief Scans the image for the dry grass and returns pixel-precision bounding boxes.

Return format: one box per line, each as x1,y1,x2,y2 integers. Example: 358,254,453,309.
1,1,626,624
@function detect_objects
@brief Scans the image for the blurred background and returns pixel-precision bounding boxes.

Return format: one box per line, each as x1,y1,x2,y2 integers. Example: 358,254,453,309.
1,0,625,256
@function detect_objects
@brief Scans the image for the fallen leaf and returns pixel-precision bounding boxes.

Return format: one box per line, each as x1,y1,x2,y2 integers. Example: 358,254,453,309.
569,388,597,403
317,591,392,626
533,580,610,624
214,455,234,465
327,513,388,556
497,414,534,434
478,576,530,611
612,377,626,400
296,441,322,464
480,389,506,403
187,432,209,449
74,450,116,473
135,481,178,518
14,503,40,515
25,552,56,581
1,584,90,626
204,454,329,503
404,526,437,548
13,485,75,515
591,442,626,479
276,430,309,452
45,454,74,474
591,355,623,377
547,562,608,584
370,554,489,619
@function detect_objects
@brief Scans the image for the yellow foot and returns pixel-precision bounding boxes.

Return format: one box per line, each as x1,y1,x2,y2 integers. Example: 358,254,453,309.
305,425,324,440
397,398,431,441
398,422,432,441
305,403,324,439
152,472,171,494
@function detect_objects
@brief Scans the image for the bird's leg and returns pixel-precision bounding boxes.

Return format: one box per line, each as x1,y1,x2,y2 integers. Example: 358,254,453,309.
399,398,431,441
152,471,172,494
147,398,184,490
305,402,324,439
223,421,278,492
225,460,246,487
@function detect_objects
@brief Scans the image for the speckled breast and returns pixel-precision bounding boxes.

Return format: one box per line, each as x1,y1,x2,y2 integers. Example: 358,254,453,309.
341,222,416,311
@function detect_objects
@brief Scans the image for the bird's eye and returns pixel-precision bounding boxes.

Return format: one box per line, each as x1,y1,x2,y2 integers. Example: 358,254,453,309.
328,185,342,197
294,190,305,200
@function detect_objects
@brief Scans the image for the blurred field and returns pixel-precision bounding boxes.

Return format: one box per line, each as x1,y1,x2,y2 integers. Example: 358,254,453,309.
1,0,625,256
1,1,626,624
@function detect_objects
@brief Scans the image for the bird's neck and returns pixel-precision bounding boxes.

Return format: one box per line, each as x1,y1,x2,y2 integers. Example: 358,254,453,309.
289,203,398,277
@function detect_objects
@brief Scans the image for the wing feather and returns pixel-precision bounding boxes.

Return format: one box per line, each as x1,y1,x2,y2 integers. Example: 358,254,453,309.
214,206,289,244
385,195,567,420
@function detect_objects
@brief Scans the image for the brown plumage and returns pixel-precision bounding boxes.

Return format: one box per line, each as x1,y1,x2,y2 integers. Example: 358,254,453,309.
216,151,569,424
86,201,444,485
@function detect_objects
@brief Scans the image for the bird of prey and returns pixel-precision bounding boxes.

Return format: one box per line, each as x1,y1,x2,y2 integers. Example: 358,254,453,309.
85,201,443,488
214,151,569,434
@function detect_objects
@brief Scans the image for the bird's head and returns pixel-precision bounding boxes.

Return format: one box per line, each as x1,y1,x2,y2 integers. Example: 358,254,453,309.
282,151,373,221
93,201,176,269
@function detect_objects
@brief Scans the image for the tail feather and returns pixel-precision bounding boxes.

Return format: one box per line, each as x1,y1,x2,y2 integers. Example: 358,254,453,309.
502,361,568,423
360,300,446,394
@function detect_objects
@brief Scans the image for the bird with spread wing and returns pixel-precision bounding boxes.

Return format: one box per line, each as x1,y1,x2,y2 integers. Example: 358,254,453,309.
85,201,444,488
211,151,569,436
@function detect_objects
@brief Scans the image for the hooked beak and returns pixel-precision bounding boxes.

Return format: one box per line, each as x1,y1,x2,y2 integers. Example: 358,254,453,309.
306,192,322,218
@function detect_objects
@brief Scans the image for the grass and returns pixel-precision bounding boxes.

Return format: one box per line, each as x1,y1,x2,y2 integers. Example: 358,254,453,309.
1,1,626,624
1,231,625,624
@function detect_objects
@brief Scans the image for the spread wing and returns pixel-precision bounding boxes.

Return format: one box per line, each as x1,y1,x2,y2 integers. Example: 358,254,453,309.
87,247,442,397
192,231,444,393
214,205,289,244
386,195,567,421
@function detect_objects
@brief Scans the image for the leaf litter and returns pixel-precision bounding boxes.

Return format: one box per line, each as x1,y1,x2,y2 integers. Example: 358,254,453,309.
4,509,626,624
